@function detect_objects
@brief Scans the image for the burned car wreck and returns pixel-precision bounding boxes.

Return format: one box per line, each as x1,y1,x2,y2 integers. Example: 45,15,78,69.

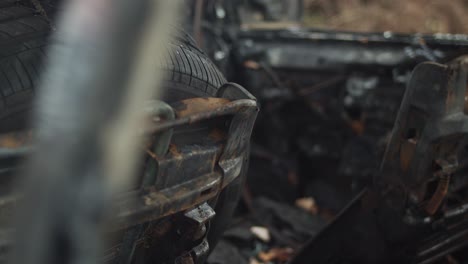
1,0,468,263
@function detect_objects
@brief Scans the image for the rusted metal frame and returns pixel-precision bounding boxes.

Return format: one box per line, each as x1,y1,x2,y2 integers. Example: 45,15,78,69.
0,97,257,229
111,172,221,231
0,92,258,262
182,83,257,264
144,99,257,134
111,94,257,230
151,83,256,264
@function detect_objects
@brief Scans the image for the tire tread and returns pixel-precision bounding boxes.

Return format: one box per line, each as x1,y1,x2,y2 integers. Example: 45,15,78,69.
0,7,226,131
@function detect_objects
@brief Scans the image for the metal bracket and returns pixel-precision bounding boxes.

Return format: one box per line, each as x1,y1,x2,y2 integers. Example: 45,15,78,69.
174,239,210,264
141,100,175,186
216,82,259,191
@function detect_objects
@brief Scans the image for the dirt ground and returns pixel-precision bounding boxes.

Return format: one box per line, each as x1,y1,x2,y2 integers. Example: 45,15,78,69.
304,0,468,34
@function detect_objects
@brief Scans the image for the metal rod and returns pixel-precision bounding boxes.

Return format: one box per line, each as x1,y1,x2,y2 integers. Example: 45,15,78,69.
10,0,181,263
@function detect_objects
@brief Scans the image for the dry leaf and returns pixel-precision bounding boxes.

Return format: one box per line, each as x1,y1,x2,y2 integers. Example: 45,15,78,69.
250,226,271,242
249,257,263,264
295,197,319,215
244,60,260,70
258,247,294,262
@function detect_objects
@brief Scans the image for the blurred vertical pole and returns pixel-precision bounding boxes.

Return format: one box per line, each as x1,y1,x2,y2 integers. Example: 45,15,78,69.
10,0,181,263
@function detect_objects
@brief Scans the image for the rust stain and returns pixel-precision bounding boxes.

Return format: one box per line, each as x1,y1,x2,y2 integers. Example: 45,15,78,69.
425,174,450,215
147,144,183,160
349,120,365,135
174,98,230,118
168,144,182,158
287,171,299,186
244,60,260,70
0,131,32,148
241,21,300,30
358,37,369,44
400,138,417,172
208,128,226,143
146,149,158,160
258,247,294,263
147,219,172,238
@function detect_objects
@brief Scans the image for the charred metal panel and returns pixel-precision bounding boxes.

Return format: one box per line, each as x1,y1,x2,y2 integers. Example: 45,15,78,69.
291,57,468,264
235,29,468,71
